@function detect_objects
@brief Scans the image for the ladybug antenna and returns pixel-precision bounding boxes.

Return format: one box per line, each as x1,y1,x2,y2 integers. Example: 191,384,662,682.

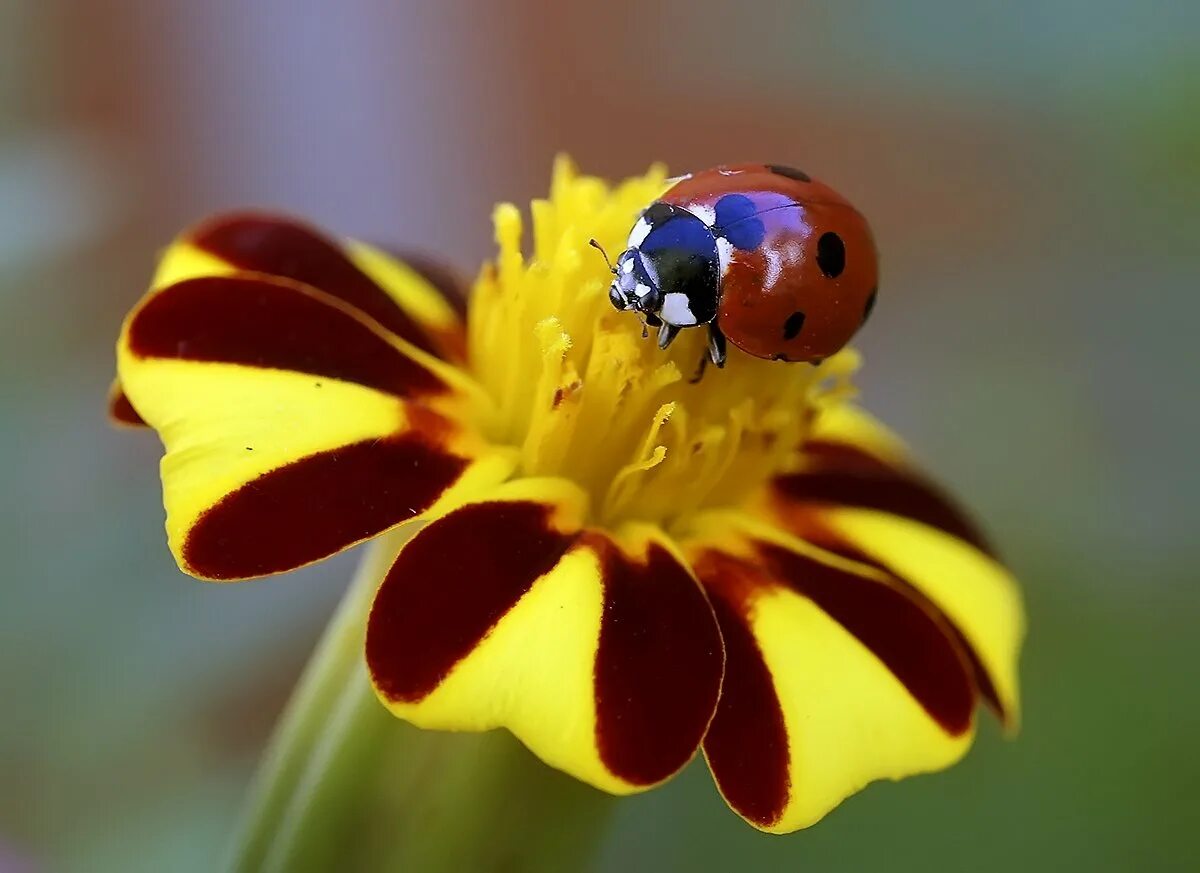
589,238,617,274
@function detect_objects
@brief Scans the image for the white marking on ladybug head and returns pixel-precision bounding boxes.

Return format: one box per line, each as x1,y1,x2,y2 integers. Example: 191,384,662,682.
634,282,654,302
661,292,698,326
685,203,717,227
715,236,733,276
628,217,652,248
613,256,640,301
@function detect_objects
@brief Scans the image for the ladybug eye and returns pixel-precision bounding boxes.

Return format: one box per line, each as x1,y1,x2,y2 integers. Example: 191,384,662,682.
783,310,806,340
816,232,846,278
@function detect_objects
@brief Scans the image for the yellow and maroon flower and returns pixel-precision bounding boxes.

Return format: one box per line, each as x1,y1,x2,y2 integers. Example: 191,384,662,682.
112,158,1024,833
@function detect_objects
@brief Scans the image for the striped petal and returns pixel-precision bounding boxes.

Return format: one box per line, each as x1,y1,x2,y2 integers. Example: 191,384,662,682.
170,211,468,362
108,211,469,427
760,404,1024,725
107,379,146,427
366,478,724,794
117,273,513,581
684,512,976,833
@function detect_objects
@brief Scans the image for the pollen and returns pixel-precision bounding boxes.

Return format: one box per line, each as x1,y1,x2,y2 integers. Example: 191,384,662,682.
466,156,860,530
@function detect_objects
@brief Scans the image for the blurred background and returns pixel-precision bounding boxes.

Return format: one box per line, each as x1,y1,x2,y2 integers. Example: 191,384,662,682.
2,1,1197,870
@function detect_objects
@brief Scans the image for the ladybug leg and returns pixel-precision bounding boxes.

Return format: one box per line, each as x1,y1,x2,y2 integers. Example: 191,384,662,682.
688,325,727,384
707,323,727,368
657,323,681,350
639,312,663,339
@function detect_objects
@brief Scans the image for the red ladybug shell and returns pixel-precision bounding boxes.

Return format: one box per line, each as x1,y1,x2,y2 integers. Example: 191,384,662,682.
660,163,878,362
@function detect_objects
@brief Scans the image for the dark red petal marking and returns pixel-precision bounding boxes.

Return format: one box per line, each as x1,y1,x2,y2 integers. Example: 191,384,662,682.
776,445,996,557
588,533,724,786
756,541,975,735
367,502,575,702
189,213,446,355
108,387,147,426
184,433,466,580
804,530,1006,722
129,276,445,398
694,551,790,827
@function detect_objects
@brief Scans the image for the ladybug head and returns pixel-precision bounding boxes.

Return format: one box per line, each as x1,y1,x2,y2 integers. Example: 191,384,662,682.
607,249,662,315
604,203,721,329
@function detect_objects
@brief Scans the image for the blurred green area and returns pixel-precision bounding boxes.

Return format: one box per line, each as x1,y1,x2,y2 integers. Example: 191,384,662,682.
1,2,1197,871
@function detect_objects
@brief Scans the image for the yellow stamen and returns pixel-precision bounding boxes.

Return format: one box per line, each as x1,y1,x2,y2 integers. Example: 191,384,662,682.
465,156,859,530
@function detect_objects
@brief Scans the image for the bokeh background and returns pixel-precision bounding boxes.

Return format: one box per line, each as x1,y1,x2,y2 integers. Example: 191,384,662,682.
2,2,1197,871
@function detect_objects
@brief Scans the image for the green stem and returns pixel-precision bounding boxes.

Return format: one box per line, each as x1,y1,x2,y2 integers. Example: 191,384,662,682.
226,530,617,873
227,530,402,873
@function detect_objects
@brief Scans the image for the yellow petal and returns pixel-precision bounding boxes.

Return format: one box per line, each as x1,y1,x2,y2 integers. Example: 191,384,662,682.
760,403,1023,726
167,211,468,361
118,273,513,580
346,240,468,363
807,401,911,466
367,478,723,794
684,512,976,833
110,211,476,424
815,509,1024,726
106,378,146,428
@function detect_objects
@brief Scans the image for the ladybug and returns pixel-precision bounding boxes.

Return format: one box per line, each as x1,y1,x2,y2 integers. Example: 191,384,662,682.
600,163,878,372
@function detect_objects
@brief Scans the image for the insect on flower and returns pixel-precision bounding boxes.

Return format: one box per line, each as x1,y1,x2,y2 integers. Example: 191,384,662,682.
598,163,878,377
110,157,1023,833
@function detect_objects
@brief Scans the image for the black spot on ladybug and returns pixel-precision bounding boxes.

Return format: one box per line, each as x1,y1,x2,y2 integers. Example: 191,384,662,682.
816,232,845,278
767,164,811,183
863,288,877,323
783,310,806,340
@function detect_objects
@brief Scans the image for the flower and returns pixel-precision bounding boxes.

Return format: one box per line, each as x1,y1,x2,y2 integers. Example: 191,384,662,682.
112,157,1024,833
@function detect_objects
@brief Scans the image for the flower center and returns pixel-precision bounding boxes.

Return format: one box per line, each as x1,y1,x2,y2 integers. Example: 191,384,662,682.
464,158,857,530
